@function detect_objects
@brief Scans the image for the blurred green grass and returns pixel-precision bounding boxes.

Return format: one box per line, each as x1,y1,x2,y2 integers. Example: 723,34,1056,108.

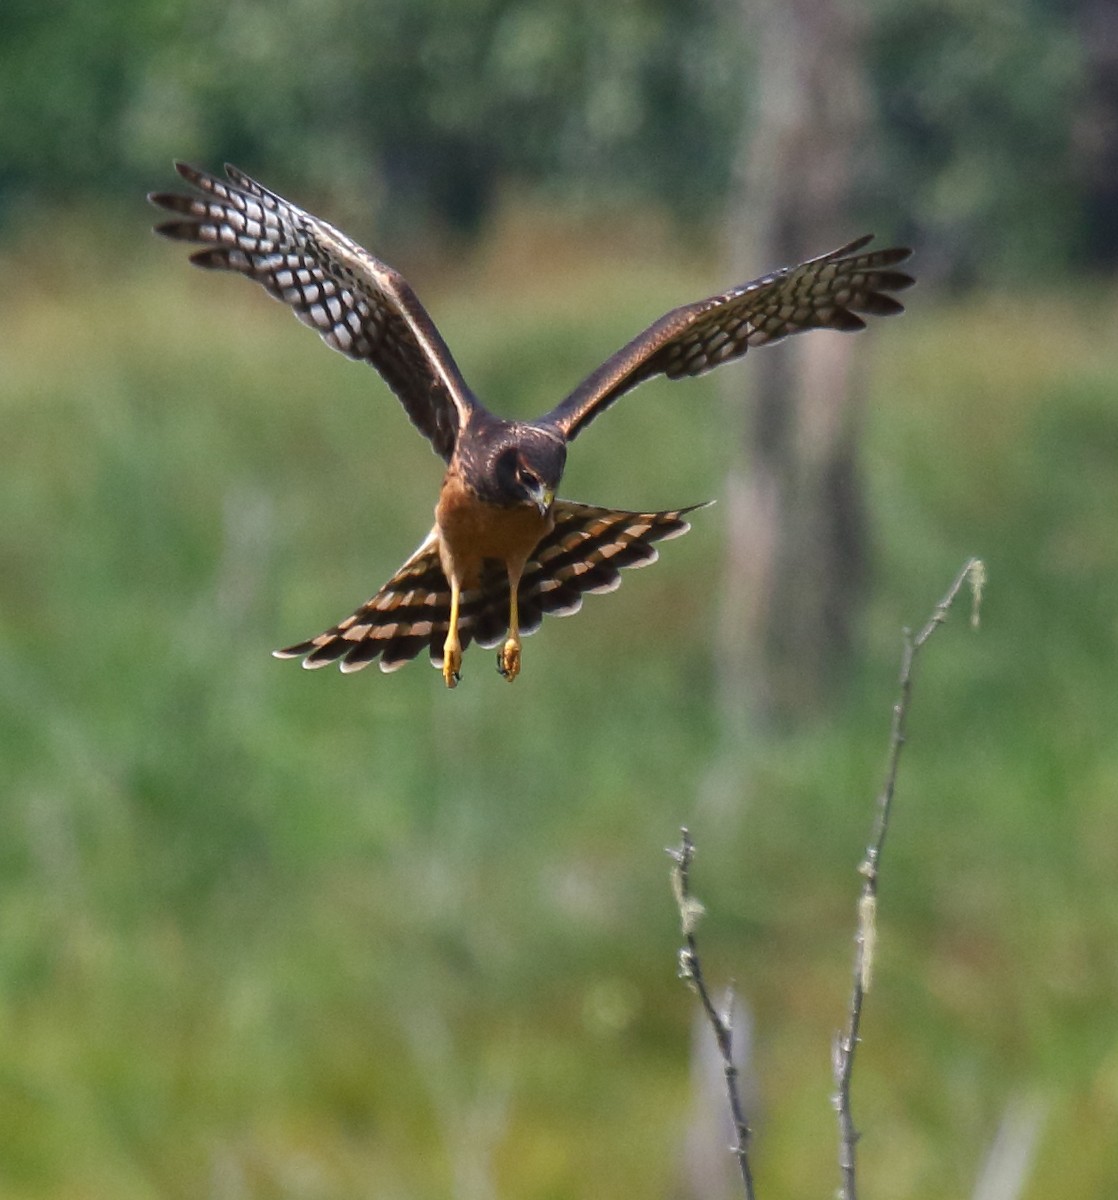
1,221,1116,1199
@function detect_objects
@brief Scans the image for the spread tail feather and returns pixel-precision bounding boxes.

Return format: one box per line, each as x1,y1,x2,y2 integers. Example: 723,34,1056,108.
273,500,711,675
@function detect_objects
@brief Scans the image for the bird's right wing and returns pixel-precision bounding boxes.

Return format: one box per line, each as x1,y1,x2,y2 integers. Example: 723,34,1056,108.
150,162,476,463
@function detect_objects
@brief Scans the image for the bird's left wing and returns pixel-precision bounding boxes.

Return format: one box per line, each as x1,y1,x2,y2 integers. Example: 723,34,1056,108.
541,235,914,443
149,162,476,463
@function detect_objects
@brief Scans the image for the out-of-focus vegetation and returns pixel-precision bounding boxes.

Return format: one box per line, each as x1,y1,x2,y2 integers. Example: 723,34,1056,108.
2,0,1117,1197
3,223,1118,1198
0,0,1102,278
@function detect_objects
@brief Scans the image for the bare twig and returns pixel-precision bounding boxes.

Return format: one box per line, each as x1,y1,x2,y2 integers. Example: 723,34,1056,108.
833,557,986,1200
669,828,757,1200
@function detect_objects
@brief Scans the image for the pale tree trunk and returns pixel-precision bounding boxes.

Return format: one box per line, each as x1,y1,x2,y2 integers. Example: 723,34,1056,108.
716,0,876,730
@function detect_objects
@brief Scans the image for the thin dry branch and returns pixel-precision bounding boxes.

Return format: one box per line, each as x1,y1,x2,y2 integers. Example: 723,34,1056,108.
669,828,757,1200
832,557,985,1200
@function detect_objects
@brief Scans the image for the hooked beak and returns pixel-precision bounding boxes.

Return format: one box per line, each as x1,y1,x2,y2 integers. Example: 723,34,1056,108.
528,482,555,517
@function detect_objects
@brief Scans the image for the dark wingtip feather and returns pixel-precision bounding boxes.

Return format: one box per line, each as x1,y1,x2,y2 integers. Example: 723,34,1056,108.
224,162,255,187
858,294,906,318
828,309,868,333
873,269,916,291
841,238,913,267
152,218,199,242
836,233,875,255
174,160,206,185
879,246,914,266
148,191,196,216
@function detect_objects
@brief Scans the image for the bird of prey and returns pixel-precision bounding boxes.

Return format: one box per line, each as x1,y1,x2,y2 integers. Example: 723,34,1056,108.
150,163,913,688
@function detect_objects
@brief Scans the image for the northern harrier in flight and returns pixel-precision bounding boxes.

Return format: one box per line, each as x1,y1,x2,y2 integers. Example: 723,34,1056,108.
150,163,913,688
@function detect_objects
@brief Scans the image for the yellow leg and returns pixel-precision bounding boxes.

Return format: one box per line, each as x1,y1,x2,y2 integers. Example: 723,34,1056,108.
498,570,522,682
442,576,463,688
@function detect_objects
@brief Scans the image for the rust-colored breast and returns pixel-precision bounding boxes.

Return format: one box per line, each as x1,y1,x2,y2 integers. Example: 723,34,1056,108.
436,468,552,587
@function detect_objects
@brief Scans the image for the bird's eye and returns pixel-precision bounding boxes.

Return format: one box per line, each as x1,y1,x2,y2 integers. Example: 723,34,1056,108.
519,469,540,490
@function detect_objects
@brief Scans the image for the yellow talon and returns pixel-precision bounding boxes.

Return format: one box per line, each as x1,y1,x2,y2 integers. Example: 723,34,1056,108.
442,642,462,688
443,577,463,688
499,568,524,682
498,637,521,682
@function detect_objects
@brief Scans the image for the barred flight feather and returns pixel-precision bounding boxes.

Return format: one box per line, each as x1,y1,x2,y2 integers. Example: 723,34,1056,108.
152,166,913,687
544,235,913,442
273,500,709,674
149,162,474,463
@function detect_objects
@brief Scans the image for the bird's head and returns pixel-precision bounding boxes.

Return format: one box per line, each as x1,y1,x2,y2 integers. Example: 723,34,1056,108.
492,431,565,515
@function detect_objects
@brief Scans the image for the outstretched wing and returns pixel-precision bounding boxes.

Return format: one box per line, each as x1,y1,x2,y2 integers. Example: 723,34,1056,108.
542,235,914,443
149,162,476,462
274,500,708,674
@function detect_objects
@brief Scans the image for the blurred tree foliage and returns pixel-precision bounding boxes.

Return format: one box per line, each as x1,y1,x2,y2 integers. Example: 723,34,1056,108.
0,0,1097,278
868,0,1086,280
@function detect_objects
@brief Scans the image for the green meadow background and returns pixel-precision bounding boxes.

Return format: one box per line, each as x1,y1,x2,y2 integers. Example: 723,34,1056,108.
2,1,1117,1197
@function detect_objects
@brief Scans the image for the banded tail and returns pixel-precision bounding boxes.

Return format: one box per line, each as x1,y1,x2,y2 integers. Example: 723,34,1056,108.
274,500,710,674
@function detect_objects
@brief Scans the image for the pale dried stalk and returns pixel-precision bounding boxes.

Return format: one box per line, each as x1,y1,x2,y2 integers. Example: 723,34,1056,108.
669,828,756,1200
833,558,985,1200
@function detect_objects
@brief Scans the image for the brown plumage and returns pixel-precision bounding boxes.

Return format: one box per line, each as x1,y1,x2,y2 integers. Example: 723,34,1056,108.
276,501,705,675
150,162,914,687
